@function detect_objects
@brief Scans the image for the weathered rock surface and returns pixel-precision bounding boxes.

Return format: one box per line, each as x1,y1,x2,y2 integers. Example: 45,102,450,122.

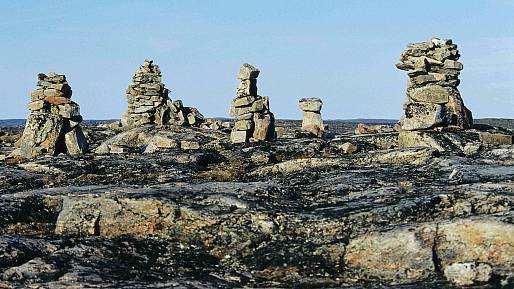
1,119,514,288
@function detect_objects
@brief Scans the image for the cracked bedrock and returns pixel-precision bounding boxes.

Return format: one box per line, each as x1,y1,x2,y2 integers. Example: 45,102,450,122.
1,119,514,288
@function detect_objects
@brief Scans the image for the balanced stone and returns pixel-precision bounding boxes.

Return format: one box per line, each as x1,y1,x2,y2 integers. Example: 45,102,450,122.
11,72,88,158
298,97,324,137
397,37,472,131
238,63,260,80
229,63,275,143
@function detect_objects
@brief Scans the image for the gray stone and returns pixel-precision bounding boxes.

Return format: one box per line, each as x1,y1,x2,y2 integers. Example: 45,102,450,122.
230,130,250,143
409,85,450,104
64,126,89,155
134,105,155,114
53,102,81,119
301,111,324,137
400,102,447,131
444,59,463,70
10,113,65,158
238,63,260,80
233,95,256,107
412,73,446,86
444,263,492,286
298,98,323,112
234,119,253,131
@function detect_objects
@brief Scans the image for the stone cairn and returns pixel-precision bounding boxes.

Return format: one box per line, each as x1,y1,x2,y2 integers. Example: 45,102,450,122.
122,59,204,128
298,97,324,137
229,64,276,143
396,37,472,131
11,72,88,158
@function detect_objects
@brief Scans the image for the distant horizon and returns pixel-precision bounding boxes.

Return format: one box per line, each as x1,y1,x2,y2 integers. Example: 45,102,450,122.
2,1,514,120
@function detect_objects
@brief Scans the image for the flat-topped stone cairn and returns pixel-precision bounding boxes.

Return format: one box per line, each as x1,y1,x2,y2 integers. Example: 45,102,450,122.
229,63,276,143
10,72,88,158
121,59,205,128
298,97,324,137
396,37,472,131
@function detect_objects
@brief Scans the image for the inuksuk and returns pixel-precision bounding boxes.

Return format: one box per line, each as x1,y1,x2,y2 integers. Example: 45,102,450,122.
298,97,324,137
10,72,88,158
121,59,204,128
229,63,276,143
396,37,472,131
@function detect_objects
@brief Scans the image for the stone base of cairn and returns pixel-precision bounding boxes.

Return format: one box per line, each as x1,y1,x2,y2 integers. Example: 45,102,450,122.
10,72,88,158
298,97,324,137
121,60,204,128
396,38,472,131
229,64,276,143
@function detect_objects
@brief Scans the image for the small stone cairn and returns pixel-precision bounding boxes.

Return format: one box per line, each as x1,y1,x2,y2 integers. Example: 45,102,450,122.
11,72,88,158
298,97,324,137
229,64,276,143
122,59,204,128
396,37,472,131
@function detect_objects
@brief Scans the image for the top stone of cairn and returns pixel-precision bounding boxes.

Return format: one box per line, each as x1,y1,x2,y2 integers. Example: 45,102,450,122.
238,63,260,80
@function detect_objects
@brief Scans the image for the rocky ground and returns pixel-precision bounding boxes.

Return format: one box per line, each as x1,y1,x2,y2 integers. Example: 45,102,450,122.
0,119,513,288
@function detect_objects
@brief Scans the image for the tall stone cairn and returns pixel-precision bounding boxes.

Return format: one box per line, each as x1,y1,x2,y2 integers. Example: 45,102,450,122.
122,59,204,128
396,37,473,131
298,97,324,137
229,64,276,143
11,72,88,158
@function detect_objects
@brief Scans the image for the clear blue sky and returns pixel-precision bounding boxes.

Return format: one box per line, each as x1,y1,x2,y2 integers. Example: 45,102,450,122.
1,0,514,120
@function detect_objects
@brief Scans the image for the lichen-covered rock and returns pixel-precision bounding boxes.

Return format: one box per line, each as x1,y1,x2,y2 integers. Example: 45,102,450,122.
121,59,205,128
397,38,472,131
436,219,514,268
9,73,88,158
229,64,275,143
299,98,324,137
400,102,447,131
55,196,176,237
344,226,436,280
444,262,492,286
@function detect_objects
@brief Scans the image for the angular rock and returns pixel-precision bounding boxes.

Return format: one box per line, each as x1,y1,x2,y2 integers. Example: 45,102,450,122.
11,113,65,158
253,112,275,141
298,98,323,112
337,142,358,154
238,63,260,80
301,111,324,137
400,102,447,131
409,85,450,104
230,130,250,144
27,100,46,111
64,126,89,155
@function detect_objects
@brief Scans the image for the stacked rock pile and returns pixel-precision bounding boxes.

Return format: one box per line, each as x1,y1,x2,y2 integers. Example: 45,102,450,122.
229,63,276,143
298,97,324,137
396,37,472,131
121,59,204,128
11,72,88,158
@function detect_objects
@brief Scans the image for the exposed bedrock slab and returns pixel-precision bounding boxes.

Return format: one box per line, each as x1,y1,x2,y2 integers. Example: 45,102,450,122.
54,196,176,237
344,217,514,281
